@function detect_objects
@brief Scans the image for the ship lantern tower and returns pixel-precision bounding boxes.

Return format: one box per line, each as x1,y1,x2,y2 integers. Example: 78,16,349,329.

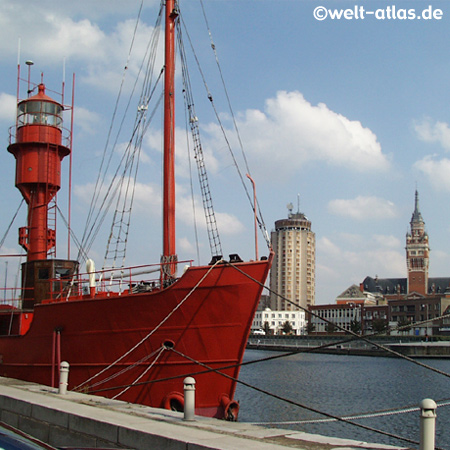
8,83,70,262
7,81,76,308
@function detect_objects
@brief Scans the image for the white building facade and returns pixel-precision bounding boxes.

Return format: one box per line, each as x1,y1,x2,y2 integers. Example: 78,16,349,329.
252,308,306,335
309,303,362,333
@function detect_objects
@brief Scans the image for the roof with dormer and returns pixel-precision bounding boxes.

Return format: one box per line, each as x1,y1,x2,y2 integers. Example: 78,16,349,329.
336,284,366,299
361,276,450,296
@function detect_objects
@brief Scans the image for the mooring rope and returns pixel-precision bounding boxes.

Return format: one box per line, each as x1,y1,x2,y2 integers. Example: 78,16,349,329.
73,258,223,392
168,346,436,449
84,347,164,391
111,346,165,400
225,260,450,381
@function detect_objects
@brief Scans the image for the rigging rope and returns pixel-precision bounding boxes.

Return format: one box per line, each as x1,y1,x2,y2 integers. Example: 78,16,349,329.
184,97,201,264
56,205,88,262
73,257,224,392
85,330,448,449
53,4,446,443
79,5,164,264
226,259,450,382
75,256,447,449
177,19,223,258
0,199,24,250
169,346,431,449
79,0,148,257
111,346,165,400
102,9,167,273
263,400,444,424
180,12,271,249
198,0,270,248
86,347,164,391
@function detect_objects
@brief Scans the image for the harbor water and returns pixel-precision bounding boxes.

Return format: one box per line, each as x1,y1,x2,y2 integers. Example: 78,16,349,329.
235,350,450,449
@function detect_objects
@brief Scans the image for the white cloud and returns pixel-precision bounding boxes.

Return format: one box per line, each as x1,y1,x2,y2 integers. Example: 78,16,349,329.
132,181,161,212
73,106,102,136
328,195,398,220
215,212,245,235
42,1,159,21
75,176,245,238
73,178,160,216
0,2,160,95
178,237,196,254
414,156,450,191
176,189,245,235
0,93,16,123
414,118,450,151
0,8,104,65
413,118,450,191
318,236,341,257
316,234,405,302
80,19,161,93
0,1,159,27
144,126,220,179
373,234,401,248
208,91,389,177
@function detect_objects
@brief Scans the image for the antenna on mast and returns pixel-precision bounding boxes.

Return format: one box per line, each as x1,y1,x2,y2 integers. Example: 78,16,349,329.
62,57,66,104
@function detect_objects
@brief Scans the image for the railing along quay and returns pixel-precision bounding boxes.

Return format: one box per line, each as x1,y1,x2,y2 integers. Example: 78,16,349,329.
247,335,450,358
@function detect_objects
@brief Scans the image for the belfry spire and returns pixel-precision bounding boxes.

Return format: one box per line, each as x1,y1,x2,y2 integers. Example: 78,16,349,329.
411,189,424,225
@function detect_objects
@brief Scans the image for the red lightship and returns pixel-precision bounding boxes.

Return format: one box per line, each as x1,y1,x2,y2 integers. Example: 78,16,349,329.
0,0,272,420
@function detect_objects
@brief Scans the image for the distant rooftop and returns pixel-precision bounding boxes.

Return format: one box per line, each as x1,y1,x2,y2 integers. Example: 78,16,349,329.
362,276,450,296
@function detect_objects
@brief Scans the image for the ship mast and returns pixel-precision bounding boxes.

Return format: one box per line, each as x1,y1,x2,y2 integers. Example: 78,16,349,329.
162,0,178,280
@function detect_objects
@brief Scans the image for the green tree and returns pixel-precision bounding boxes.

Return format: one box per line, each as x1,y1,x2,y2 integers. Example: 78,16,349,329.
350,319,362,334
372,318,388,334
306,321,315,334
325,322,336,333
263,321,271,335
281,320,293,335
397,317,411,334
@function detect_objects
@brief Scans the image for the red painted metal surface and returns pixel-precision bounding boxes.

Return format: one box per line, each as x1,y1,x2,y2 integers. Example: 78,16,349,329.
7,84,70,261
0,257,271,418
162,0,177,277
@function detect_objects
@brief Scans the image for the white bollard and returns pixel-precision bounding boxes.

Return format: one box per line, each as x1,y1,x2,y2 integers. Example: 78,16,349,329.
420,398,437,450
183,377,196,421
59,361,70,395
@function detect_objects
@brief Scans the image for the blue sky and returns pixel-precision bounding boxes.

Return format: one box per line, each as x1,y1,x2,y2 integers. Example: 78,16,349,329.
1,0,450,304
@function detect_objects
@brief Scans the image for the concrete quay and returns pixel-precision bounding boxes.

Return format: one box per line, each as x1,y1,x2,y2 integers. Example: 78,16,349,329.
0,376,405,450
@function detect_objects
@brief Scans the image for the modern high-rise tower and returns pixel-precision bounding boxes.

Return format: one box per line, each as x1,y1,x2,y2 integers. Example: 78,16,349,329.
269,202,315,311
406,190,430,295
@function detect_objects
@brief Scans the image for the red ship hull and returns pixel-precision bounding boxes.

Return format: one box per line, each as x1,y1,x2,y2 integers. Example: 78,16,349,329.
0,257,271,419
